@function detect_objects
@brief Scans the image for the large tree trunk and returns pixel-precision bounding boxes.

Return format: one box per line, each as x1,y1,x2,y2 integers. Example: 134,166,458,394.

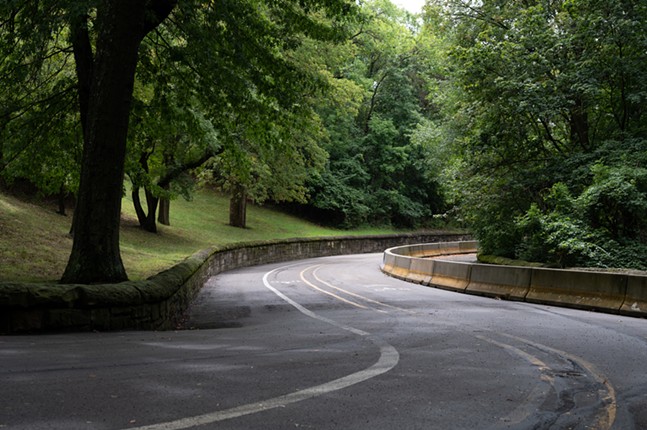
70,13,93,136
62,1,149,284
62,0,176,283
229,184,248,228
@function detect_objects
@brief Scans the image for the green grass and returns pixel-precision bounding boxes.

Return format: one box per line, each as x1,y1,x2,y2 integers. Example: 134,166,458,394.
1,188,400,282
0,193,72,282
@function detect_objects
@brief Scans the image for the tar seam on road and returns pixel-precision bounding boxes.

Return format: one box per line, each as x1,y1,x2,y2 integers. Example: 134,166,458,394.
500,332,617,429
124,263,400,430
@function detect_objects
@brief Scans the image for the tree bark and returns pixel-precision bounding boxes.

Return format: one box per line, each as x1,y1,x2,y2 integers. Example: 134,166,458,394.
131,150,160,232
57,184,67,216
132,186,159,233
0,120,8,172
229,184,248,228
158,198,171,225
69,12,93,136
569,96,589,152
158,183,171,226
62,0,166,284
158,152,173,226
154,148,218,226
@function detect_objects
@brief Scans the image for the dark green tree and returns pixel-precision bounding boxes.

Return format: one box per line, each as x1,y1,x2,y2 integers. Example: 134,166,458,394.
2,0,356,283
0,2,81,211
433,0,647,267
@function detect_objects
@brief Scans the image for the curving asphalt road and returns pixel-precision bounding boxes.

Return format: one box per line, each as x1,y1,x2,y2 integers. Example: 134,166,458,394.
2,253,646,429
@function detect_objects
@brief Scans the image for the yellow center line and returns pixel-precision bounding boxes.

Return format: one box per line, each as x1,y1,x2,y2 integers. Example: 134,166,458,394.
474,334,551,374
473,334,554,426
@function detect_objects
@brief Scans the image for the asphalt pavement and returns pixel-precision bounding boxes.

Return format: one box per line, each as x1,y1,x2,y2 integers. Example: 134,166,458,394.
2,253,646,429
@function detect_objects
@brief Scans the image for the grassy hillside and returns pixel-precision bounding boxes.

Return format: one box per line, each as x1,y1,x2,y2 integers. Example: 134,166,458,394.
0,188,399,282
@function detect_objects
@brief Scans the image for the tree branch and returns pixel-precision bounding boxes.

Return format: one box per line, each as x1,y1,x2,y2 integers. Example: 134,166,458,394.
158,146,222,188
363,71,389,133
143,0,178,35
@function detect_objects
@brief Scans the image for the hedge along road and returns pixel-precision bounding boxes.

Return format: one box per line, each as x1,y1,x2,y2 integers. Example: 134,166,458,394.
2,254,647,429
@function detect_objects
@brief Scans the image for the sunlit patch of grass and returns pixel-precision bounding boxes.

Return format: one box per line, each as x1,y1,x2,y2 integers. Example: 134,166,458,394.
0,197,21,214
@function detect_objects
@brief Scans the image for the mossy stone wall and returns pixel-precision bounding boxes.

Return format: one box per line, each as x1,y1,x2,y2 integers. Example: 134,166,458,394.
0,233,469,333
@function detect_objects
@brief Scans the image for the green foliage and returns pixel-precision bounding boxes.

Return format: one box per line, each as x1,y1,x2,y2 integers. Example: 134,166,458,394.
0,1,82,197
514,186,603,268
124,0,354,225
1,0,358,223
579,163,647,239
2,0,446,236
513,162,647,269
431,0,647,269
302,0,446,228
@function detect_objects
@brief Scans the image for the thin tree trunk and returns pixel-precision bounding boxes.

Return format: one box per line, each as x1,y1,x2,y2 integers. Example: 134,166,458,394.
229,184,247,228
569,97,589,151
363,72,388,134
132,186,159,233
155,148,218,226
132,186,147,226
57,184,67,216
158,155,172,226
143,187,159,233
158,189,171,226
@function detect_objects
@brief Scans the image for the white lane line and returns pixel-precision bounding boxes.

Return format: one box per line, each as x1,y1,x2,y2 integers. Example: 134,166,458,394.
125,264,399,430
311,266,417,315
298,267,370,311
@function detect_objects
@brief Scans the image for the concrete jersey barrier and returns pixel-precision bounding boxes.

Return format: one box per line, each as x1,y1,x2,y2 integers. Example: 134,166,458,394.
466,264,531,301
381,242,646,318
526,268,627,312
622,276,647,316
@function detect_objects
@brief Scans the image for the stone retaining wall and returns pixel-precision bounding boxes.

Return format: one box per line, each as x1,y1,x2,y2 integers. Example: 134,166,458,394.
0,232,469,333
382,242,647,318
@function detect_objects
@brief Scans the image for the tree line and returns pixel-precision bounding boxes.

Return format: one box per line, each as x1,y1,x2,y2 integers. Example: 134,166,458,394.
2,0,646,284
430,0,647,269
